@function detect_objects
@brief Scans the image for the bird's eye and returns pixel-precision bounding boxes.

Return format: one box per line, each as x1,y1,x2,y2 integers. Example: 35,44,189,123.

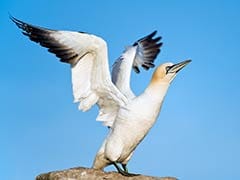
165,66,171,74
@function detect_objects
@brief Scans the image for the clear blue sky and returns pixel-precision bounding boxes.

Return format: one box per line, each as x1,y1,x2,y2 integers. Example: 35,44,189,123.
1,0,240,179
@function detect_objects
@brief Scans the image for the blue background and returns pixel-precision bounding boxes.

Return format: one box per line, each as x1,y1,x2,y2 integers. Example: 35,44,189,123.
1,0,240,179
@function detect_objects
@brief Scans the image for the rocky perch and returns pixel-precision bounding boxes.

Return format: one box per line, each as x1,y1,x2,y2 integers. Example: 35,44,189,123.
36,167,177,180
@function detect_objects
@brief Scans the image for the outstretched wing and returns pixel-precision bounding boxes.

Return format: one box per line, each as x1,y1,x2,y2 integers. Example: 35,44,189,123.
11,16,128,127
111,31,162,98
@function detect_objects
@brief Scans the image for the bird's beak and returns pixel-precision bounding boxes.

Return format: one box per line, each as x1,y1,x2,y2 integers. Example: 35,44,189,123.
167,59,191,74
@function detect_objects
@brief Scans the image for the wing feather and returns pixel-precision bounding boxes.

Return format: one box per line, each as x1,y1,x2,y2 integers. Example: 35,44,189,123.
112,31,162,98
132,30,163,73
11,16,127,127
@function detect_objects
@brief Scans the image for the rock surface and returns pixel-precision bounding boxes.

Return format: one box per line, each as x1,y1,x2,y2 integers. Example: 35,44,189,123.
36,167,177,180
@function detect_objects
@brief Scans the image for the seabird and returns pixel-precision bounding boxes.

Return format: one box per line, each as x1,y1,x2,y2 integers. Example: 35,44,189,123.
11,16,191,176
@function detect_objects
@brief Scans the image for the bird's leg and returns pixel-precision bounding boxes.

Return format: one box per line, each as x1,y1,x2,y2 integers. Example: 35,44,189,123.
121,164,128,173
112,162,139,177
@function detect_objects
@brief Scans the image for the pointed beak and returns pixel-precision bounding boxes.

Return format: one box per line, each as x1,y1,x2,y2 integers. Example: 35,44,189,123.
167,59,191,74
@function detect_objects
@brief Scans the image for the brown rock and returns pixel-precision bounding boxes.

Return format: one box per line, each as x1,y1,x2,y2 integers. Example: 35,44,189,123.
36,167,177,180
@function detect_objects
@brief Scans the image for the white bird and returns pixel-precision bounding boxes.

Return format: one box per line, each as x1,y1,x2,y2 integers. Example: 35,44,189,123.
11,16,191,176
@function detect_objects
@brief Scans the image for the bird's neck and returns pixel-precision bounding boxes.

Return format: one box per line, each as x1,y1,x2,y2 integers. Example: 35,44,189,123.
145,80,170,103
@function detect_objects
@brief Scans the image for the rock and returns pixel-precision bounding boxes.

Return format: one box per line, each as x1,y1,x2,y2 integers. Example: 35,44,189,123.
36,167,177,180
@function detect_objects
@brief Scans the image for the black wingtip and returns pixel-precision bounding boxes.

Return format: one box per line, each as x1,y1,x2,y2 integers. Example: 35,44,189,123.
8,12,16,21
133,30,160,46
9,14,18,25
145,30,159,41
9,14,20,25
133,66,140,73
131,30,163,74
148,30,157,38
10,15,27,31
8,13,13,20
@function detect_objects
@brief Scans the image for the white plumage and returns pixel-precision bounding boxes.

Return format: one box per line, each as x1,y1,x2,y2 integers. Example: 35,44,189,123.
12,16,191,176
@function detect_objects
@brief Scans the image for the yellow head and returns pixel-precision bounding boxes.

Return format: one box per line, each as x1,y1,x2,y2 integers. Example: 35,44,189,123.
151,60,191,85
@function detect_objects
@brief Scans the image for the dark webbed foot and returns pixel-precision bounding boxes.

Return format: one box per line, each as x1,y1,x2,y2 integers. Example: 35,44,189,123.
113,162,139,177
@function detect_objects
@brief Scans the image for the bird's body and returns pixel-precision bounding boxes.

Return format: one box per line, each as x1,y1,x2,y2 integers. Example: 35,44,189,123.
11,16,191,176
94,71,169,169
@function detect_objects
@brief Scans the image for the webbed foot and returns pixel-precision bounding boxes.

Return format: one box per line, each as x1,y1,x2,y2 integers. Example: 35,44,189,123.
113,162,139,177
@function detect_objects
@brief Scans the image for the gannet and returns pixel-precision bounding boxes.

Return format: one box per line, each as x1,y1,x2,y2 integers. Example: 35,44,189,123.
11,16,191,176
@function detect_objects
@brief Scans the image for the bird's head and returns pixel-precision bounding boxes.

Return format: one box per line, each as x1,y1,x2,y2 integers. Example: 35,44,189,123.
151,59,191,85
